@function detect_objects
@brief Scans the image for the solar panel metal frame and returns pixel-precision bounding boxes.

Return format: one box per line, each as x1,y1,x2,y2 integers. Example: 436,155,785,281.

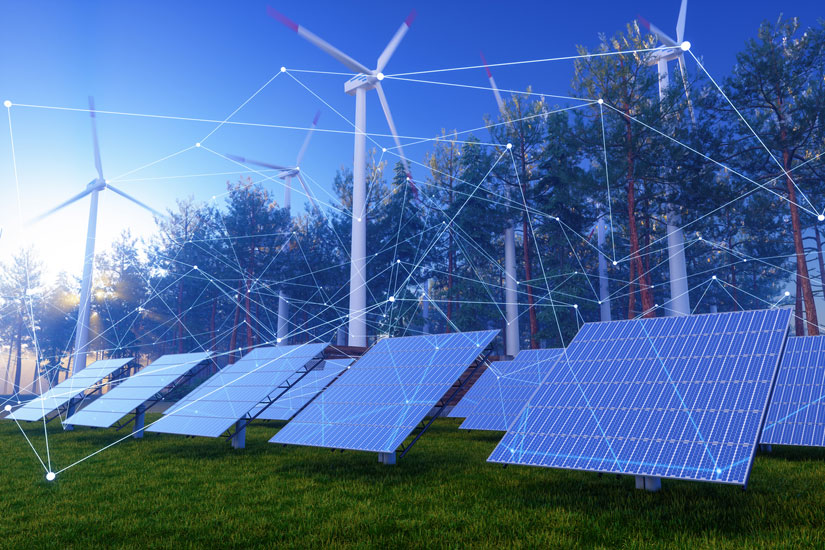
449,348,562,431
761,335,825,447
6,358,134,422
63,352,214,429
252,358,353,421
487,309,791,487
269,330,499,458
147,343,328,438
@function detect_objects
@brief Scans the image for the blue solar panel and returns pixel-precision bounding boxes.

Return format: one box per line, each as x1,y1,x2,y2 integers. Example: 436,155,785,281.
63,352,213,428
449,349,562,431
148,344,326,437
761,336,825,447
252,358,353,421
7,358,133,422
270,330,498,454
488,309,791,486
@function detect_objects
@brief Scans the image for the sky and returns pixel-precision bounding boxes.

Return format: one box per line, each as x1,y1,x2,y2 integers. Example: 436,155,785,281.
1,0,823,282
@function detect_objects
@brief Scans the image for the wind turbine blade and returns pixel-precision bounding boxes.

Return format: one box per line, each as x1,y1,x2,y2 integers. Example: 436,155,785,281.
28,187,94,225
677,55,696,124
225,154,292,171
105,184,165,218
88,97,104,181
295,110,321,166
295,172,319,210
376,10,416,74
676,0,688,44
480,51,506,114
637,15,678,47
374,82,418,199
267,6,372,75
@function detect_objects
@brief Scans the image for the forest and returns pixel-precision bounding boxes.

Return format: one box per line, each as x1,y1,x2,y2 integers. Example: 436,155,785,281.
2,16,824,391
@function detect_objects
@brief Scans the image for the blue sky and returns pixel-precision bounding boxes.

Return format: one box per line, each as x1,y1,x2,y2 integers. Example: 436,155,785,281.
1,0,822,279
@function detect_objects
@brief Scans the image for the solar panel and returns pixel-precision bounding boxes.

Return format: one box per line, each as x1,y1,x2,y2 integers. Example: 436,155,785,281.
63,352,213,428
488,309,791,486
148,343,326,438
449,349,562,431
7,358,134,422
252,358,353,421
761,335,825,447
270,330,498,455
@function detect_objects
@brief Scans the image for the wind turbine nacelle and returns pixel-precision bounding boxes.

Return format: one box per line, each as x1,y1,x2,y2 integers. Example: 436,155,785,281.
345,74,377,95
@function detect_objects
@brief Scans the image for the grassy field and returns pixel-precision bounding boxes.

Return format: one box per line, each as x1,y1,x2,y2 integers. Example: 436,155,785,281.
1,416,824,549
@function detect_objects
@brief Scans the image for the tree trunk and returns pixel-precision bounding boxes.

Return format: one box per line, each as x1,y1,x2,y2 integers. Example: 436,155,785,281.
628,256,637,319
624,111,654,317
228,281,243,364
783,147,819,335
522,216,539,348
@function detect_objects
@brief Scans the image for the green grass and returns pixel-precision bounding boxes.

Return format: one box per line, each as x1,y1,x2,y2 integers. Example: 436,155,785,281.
1,416,824,549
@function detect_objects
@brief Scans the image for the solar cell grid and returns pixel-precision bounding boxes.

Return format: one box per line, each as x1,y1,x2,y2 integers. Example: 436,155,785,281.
253,358,353,420
148,343,326,438
64,352,213,428
270,330,498,454
761,336,825,447
488,309,791,486
449,348,562,431
7,358,134,422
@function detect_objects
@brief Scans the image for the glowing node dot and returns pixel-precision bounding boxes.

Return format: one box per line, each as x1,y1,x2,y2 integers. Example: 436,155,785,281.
382,147,387,152
280,66,286,72
3,100,11,108
612,261,618,266
396,259,401,264
276,338,282,343
388,296,395,302
3,405,11,412
573,304,579,309
598,301,602,305
597,98,603,105
785,291,791,296
376,72,385,81
712,275,717,280
819,214,825,222
681,41,691,52
357,217,362,222
45,472,56,481
193,265,198,270
195,142,201,148
715,467,722,475
506,143,513,149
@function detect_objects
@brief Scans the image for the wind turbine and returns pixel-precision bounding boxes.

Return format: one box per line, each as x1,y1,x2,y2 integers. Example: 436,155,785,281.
226,110,321,346
480,52,520,356
30,98,163,387
638,0,695,318
268,6,417,347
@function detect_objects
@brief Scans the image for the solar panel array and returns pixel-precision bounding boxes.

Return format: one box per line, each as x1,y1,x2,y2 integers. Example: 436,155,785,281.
148,343,326,438
253,358,353,421
488,309,791,486
7,358,134,422
761,335,825,447
270,330,498,453
64,352,213,428
449,348,562,431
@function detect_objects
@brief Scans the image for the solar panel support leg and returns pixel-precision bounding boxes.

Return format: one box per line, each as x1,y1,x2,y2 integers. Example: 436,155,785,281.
378,452,396,465
133,405,145,439
231,420,246,449
64,399,77,431
635,476,661,492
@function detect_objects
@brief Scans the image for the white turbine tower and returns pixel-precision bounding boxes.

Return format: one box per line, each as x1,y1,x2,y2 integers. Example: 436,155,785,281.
30,97,162,413
638,0,695,318
227,110,321,346
480,53,520,357
268,6,418,347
